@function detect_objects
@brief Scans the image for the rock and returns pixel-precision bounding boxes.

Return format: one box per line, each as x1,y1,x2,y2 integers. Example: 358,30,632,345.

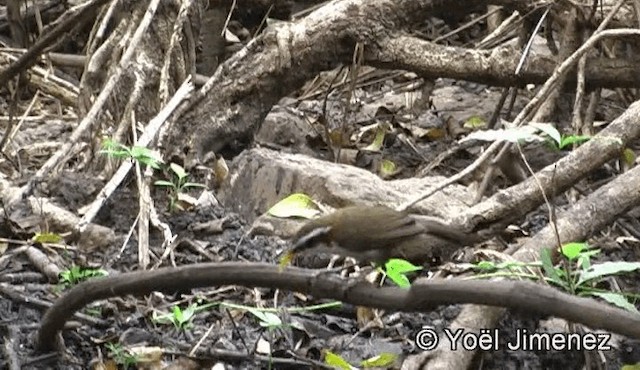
218,147,474,222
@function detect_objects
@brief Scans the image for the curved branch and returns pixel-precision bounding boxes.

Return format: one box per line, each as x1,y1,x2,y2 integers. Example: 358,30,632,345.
37,262,640,351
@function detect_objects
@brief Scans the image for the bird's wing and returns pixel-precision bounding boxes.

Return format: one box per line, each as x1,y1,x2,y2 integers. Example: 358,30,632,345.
352,210,424,248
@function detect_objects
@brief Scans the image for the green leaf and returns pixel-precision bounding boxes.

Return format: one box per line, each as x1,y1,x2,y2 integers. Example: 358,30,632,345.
267,193,321,219
169,163,188,180
529,122,561,146
585,291,639,314
154,180,176,188
385,258,422,274
181,304,197,322
32,232,63,243
324,351,354,370
379,159,397,177
363,124,387,152
259,312,282,328
172,306,184,322
101,138,119,150
577,261,640,285
474,260,497,271
100,148,130,158
577,249,600,270
58,266,108,286
560,242,589,260
246,307,282,328
130,146,164,169
279,251,295,270
384,259,422,288
361,352,397,367
558,135,591,149
385,271,411,288
463,116,487,129
540,248,567,289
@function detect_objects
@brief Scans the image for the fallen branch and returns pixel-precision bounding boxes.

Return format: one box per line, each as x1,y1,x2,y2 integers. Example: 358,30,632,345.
37,262,640,352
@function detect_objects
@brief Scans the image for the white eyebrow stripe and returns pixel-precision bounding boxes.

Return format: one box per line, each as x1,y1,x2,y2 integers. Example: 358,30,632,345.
293,226,332,250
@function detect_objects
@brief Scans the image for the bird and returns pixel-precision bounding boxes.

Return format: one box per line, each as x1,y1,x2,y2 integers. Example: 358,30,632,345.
281,205,479,267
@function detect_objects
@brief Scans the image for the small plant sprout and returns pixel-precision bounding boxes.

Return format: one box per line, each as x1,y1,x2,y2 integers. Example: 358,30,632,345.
152,303,199,330
154,163,207,211
100,138,164,169
542,242,640,312
58,265,108,288
463,122,591,150
106,342,139,369
381,259,423,288
470,242,640,313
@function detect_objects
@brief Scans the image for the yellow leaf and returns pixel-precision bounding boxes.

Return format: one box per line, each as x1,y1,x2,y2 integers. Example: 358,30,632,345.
379,159,397,177
32,232,63,244
324,350,353,370
363,124,386,152
463,115,487,129
267,193,321,219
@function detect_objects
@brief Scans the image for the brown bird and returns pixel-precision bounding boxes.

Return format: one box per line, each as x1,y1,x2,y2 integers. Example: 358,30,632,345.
285,205,478,266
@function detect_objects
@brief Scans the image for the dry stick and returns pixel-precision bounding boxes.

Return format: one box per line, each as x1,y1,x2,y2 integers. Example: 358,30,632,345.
514,6,550,76
132,119,151,269
513,15,630,125
0,0,112,87
571,50,587,132
472,9,550,203
87,0,120,55
0,90,40,152
336,43,363,164
397,141,501,212
36,263,640,352
434,6,504,43
401,7,552,212
18,0,162,199
477,10,521,48
472,141,511,205
516,142,562,251
159,0,197,105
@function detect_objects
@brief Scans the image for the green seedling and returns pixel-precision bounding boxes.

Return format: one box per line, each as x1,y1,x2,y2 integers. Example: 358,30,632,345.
152,305,195,330
541,242,640,313
58,265,108,288
470,242,640,313
106,342,139,369
100,138,163,169
463,122,591,150
245,307,284,330
380,259,423,288
154,162,207,211
152,302,212,330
